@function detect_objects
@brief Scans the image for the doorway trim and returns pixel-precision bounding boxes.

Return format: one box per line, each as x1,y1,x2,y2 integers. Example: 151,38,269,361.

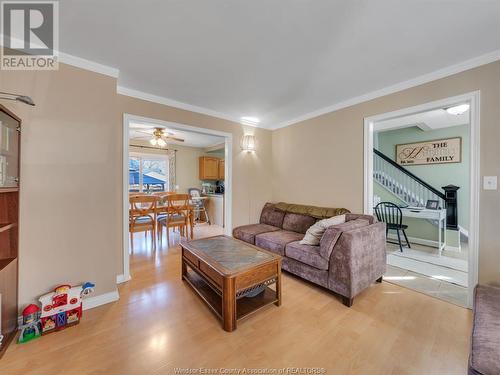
119,113,233,284
363,91,480,308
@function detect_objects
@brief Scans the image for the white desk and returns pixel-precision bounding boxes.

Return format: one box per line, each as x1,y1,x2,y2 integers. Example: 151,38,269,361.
400,208,447,255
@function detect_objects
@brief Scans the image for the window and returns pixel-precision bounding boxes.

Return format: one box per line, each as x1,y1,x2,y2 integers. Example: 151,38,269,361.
129,154,168,193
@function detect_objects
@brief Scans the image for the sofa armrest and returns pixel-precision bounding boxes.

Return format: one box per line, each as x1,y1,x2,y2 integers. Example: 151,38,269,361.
345,213,378,224
328,222,386,298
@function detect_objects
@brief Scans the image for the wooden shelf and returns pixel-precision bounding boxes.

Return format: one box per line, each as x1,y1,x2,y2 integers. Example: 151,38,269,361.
0,257,16,272
0,223,16,233
183,268,278,323
0,188,18,193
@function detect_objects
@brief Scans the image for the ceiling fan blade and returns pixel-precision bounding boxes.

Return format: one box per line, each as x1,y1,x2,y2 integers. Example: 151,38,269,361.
135,130,154,135
165,136,185,142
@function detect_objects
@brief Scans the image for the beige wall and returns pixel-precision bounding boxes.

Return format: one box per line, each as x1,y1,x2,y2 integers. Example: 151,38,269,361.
272,60,500,285
0,63,273,308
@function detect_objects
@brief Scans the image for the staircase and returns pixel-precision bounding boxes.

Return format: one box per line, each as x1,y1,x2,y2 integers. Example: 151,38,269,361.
373,149,446,210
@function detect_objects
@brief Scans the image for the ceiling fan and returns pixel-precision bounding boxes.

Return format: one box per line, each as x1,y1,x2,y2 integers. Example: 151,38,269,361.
132,127,185,147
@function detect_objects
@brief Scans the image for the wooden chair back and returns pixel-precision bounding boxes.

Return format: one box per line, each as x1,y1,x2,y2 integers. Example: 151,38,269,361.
129,195,157,220
166,194,190,218
374,202,403,226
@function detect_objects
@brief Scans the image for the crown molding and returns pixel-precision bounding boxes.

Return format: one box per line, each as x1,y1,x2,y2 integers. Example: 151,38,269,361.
59,52,120,78
0,33,120,78
270,49,500,130
117,85,264,128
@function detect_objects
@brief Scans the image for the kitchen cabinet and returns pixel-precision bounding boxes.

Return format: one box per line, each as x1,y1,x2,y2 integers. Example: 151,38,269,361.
199,156,225,180
206,194,224,227
199,157,219,180
218,159,225,180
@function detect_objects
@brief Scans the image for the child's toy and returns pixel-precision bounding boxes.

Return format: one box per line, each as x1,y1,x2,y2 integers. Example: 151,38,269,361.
18,304,41,343
38,282,95,334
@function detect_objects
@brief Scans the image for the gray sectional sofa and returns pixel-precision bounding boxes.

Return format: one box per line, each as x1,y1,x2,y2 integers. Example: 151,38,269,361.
469,285,500,375
233,203,387,307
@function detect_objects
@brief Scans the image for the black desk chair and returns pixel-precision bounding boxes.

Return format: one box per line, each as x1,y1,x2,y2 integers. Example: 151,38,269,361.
374,202,411,252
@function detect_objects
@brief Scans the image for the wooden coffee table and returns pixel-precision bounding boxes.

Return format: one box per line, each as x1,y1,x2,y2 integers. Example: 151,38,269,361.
180,235,282,332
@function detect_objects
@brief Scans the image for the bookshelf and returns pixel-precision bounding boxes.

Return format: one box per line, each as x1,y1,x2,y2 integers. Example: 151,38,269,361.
0,104,20,358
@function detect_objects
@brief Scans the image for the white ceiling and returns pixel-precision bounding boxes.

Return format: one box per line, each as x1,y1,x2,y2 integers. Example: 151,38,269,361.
129,122,224,148
375,107,470,133
60,1,500,129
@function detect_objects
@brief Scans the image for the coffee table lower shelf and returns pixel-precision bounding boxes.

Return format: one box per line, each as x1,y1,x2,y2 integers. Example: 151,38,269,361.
183,266,278,326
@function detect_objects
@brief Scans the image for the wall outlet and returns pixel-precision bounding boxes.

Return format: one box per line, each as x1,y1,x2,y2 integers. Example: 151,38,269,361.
483,176,498,190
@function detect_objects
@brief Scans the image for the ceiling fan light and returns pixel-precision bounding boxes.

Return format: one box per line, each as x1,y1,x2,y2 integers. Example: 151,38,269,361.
446,103,470,116
150,138,157,146
157,138,167,147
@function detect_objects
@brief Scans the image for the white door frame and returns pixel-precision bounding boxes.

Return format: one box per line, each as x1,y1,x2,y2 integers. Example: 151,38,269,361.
363,91,480,308
119,113,233,284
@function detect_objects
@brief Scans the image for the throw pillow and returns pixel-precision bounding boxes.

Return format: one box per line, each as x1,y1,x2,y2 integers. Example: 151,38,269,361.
300,214,346,246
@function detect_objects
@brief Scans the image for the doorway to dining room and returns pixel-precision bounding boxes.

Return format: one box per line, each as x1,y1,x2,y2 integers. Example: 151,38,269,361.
363,92,480,308
121,114,233,283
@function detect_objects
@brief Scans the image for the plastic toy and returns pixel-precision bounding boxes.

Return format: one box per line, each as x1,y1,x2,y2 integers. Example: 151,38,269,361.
38,282,95,334
18,304,41,343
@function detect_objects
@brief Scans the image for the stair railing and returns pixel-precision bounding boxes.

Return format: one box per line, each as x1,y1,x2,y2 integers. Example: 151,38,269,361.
373,149,457,230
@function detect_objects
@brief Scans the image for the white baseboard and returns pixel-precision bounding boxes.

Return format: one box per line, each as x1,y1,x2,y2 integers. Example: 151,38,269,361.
116,274,131,284
388,234,438,248
387,234,462,252
459,226,469,238
82,290,119,311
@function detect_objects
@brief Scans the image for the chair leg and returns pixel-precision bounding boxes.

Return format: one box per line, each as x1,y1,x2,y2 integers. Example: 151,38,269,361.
396,229,403,252
130,232,134,253
402,230,411,248
166,226,170,246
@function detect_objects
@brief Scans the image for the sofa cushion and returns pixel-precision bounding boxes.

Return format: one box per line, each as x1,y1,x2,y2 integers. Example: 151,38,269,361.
260,203,286,228
232,223,280,244
285,241,329,270
275,202,350,219
255,230,304,255
469,285,500,375
319,219,370,259
282,213,317,234
300,214,346,246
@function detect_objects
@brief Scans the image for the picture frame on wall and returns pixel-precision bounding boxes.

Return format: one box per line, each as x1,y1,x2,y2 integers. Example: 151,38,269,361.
396,137,462,166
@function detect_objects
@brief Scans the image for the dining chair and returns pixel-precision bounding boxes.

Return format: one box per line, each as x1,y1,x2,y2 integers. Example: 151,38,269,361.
374,201,411,252
188,188,210,224
157,193,190,245
129,195,157,251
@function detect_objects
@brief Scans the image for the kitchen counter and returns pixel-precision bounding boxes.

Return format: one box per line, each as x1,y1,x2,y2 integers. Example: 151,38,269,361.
203,194,225,227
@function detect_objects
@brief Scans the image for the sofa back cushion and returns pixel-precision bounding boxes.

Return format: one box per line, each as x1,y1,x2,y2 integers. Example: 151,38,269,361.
282,213,317,234
300,214,346,246
319,218,370,259
260,203,286,228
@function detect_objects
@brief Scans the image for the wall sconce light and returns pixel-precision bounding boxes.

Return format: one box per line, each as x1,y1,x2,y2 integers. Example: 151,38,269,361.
241,134,256,152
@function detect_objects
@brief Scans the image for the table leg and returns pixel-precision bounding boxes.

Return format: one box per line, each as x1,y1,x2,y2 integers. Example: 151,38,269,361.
181,248,187,280
275,262,282,306
190,209,194,239
222,277,236,332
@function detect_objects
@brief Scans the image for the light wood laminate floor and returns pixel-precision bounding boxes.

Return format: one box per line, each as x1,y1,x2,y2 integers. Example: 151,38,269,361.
0,224,472,374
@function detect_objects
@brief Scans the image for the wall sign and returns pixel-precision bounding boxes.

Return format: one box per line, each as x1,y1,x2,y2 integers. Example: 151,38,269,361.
396,137,461,166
